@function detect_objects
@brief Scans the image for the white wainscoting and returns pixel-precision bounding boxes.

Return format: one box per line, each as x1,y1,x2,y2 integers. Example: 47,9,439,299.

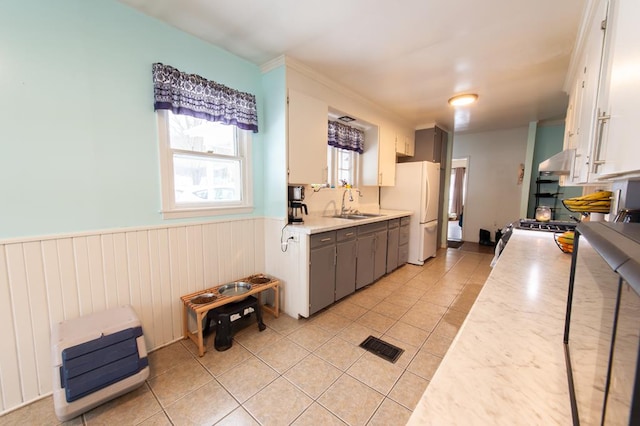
0,218,265,414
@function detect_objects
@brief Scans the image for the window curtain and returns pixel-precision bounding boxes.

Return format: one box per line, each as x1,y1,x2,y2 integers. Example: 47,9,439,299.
328,120,364,154
152,63,259,133
451,167,465,216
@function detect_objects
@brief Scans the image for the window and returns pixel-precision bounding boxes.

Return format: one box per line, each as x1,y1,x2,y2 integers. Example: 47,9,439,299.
326,119,364,187
327,146,360,187
157,110,252,219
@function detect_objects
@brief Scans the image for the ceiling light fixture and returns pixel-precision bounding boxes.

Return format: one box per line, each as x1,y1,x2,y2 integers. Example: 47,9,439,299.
338,115,355,122
448,94,478,107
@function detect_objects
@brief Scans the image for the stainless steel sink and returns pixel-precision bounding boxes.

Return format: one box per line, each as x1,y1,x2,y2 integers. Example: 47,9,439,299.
330,213,384,220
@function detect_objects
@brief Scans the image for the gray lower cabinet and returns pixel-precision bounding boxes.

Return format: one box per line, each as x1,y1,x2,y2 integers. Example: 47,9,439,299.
399,216,410,265
356,233,374,289
335,228,357,301
373,228,388,281
308,217,409,314
309,231,336,315
356,221,388,289
386,219,400,273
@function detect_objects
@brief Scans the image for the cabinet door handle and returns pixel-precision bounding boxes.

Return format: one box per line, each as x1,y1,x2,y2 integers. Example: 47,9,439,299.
591,108,610,173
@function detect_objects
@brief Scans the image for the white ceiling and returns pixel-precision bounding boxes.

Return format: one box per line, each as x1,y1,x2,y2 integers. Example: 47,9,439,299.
119,0,586,133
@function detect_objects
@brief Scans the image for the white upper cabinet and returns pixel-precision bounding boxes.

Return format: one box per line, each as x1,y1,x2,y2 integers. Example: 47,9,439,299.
563,78,580,151
395,129,415,157
564,0,640,183
379,127,396,186
592,0,640,179
362,126,395,186
284,61,408,187
287,89,329,185
567,0,609,184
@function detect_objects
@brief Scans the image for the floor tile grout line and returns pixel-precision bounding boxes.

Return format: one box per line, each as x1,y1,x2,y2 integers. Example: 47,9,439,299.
220,302,426,423
141,381,175,425
4,248,492,425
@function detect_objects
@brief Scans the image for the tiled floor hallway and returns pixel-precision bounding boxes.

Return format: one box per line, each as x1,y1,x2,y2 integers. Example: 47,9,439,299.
2,247,494,426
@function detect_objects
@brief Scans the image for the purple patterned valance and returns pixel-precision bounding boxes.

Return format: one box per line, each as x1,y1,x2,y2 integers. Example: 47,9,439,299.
152,63,258,133
328,120,364,154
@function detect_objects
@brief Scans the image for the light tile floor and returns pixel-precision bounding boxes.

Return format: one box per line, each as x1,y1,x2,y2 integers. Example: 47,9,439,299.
1,248,493,426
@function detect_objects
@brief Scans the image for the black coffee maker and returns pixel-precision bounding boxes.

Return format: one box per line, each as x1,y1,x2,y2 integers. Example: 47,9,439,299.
288,185,308,224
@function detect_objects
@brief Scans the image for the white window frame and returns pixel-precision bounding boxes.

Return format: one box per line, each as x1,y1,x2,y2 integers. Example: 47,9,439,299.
327,145,360,188
157,110,253,219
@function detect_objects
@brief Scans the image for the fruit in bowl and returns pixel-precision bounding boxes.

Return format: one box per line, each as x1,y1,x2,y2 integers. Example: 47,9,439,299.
554,231,575,253
562,190,612,213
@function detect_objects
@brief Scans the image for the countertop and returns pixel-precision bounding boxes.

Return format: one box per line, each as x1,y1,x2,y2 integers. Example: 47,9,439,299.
285,209,413,235
408,229,574,425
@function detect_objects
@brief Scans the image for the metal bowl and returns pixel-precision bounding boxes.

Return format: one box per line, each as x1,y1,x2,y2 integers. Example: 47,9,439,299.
218,281,252,298
249,274,271,285
190,293,217,304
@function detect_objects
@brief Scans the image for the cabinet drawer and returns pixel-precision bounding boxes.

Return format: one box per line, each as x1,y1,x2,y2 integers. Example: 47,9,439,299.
337,227,357,242
358,221,388,235
387,219,399,229
310,231,336,248
400,216,411,226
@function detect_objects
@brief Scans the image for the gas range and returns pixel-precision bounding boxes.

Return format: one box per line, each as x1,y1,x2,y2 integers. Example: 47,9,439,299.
518,219,577,233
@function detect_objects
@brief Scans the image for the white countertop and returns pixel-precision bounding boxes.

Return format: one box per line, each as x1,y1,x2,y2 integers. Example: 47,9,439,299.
285,209,413,234
408,229,574,425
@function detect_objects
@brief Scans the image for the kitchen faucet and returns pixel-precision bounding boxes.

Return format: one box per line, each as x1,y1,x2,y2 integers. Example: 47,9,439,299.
341,188,354,216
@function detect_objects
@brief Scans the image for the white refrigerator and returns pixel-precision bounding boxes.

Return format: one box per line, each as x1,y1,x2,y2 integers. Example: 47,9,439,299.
380,161,440,265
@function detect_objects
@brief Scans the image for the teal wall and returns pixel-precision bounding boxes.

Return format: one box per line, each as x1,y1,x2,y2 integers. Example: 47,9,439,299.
528,124,582,220
0,0,265,239
260,66,288,219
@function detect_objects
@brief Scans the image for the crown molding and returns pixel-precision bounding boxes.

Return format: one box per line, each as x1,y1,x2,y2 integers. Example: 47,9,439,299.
260,55,286,73
415,122,437,131
260,55,412,127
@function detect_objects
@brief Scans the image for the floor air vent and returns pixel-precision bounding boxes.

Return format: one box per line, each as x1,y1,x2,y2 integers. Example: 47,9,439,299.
359,336,404,363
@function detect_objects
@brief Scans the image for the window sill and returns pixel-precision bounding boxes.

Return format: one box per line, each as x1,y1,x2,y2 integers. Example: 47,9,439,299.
161,205,253,220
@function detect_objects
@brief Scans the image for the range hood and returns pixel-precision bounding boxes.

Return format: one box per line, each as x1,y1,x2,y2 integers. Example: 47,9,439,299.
538,149,575,176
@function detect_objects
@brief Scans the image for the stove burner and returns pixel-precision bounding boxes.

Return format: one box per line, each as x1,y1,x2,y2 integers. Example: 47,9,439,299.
518,219,577,233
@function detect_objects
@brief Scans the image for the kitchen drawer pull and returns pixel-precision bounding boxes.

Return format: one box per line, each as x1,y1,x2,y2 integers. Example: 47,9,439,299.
320,237,332,242
345,232,355,237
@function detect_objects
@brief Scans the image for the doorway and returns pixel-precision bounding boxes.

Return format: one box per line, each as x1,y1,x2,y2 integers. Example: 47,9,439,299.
447,157,468,246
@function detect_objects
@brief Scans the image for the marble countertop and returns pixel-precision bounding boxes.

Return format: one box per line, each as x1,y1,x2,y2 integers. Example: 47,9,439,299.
408,229,574,425
285,209,413,235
